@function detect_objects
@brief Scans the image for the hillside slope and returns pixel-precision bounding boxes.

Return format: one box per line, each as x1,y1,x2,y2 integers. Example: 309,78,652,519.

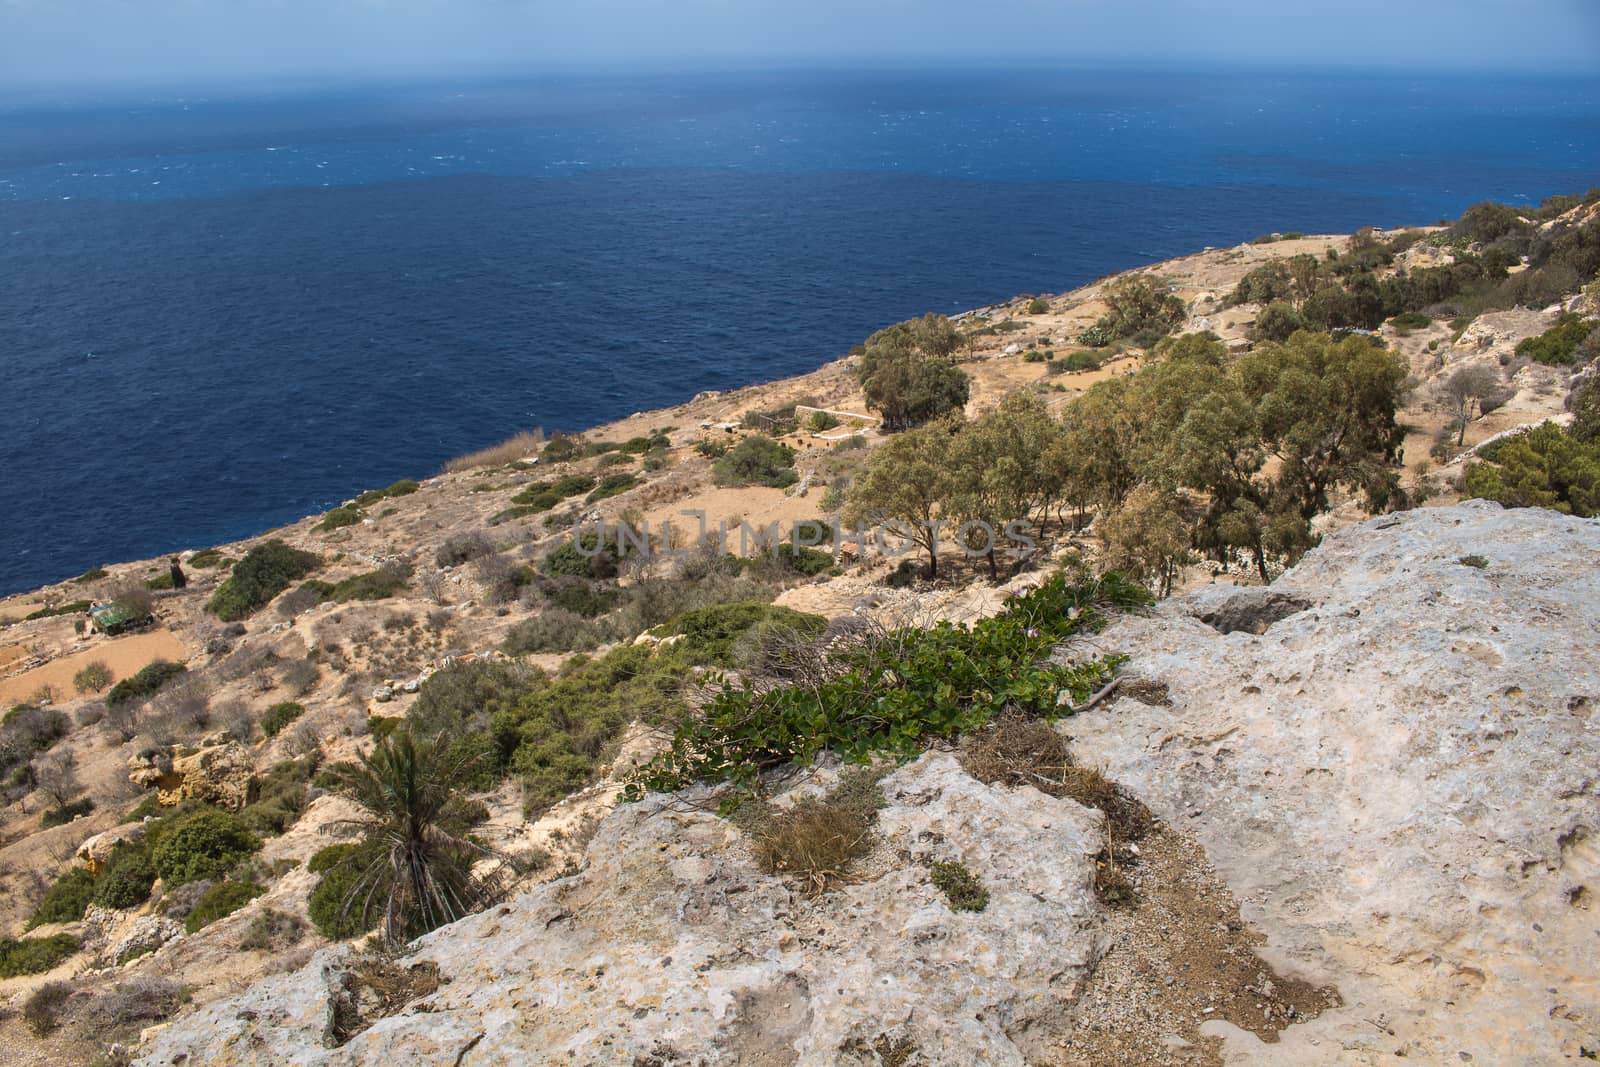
135,502,1600,1065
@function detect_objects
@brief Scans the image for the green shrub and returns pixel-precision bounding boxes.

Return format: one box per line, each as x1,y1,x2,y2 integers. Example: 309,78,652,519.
1061,351,1102,372
307,843,360,874
74,567,109,583
144,571,175,591
307,842,382,940
1390,311,1433,330
105,660,186,707
1463,423,1600,516
41,798,94,828
368,715,401,741
1515,314,1597,366
0,935,78,978
316,505,363,532
20,600,91,623
261,702,305,738
586,472,639,503
1022,349,1047,363
150,809,261,886
238,908,307,951
657,601,828,667
186,549,229,569
209,540,319,620
93,847,158,910
928,860,989,912
183,882,265,933
757,543,835,577
694,439,729,458
1026,297,1051,315
712,436,798,489
353,480,420,507
329,568,409,602
238,758,316,836
628,574,1144,796
27,867,96,929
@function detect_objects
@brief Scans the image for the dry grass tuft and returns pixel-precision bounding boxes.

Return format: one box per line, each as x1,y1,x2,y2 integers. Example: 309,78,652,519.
959,715,1154,842
329,956,442,1046
442,430,545,474
750,794,874,897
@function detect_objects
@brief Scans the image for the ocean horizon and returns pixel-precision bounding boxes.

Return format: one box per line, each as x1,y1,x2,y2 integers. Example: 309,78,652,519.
3,66,1598,597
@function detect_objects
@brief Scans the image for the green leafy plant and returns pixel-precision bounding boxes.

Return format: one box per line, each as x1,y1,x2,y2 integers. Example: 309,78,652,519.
27,867,96,929
712,435,798,488
150,808,262,886
0,934,78,978
105,660,186,708
261,701,306,738
928,860,988,912
183,882,266,933
209,540,319,620
626,574,1144,797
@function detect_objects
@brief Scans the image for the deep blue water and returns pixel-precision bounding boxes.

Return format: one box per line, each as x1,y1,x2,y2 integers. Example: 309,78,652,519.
2,68,1597,596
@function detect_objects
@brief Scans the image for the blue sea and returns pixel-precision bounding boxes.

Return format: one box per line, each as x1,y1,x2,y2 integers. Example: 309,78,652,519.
2,67,1597,596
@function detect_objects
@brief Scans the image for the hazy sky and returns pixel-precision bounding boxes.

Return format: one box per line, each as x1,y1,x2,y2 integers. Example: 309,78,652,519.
2,0,1598,91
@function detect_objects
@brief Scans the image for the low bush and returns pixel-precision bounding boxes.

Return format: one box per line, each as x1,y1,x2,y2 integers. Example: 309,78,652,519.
1463,422,1600,516
209,540,320,620
22,981,72,1035
316,505,363,532
586,472,639,503
0,934,78,978
1390,310,1433,331
40,798,94,828
711,436,798,489
928,860,988,912
276,580,334,617
150,808,262,886
435,531,495,568
1060,351,1102,372
238,908,307,951
628,574,1143,796
183,881,266,933
1026,297,1051,315
307,841,384,940
1516,314,1597,366
93,846,158,910
74,567,109,583
105,660,186,708
353,480,420,507
308,842,360,874
329,567,409,603
238,758,316,835
260,702,305,738
27,867,96,929
186,549,229,569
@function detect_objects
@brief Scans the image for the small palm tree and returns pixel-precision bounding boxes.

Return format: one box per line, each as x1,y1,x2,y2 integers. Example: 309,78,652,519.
325,729,504,947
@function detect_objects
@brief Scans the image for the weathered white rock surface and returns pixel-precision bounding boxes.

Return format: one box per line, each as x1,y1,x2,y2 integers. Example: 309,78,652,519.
1065,500,1600,1064
136,755,1107,1066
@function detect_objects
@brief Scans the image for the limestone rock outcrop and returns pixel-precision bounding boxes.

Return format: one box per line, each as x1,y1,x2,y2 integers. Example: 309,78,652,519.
128,740,254,811
136,755,1107,1066
1065,500,1600,1063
